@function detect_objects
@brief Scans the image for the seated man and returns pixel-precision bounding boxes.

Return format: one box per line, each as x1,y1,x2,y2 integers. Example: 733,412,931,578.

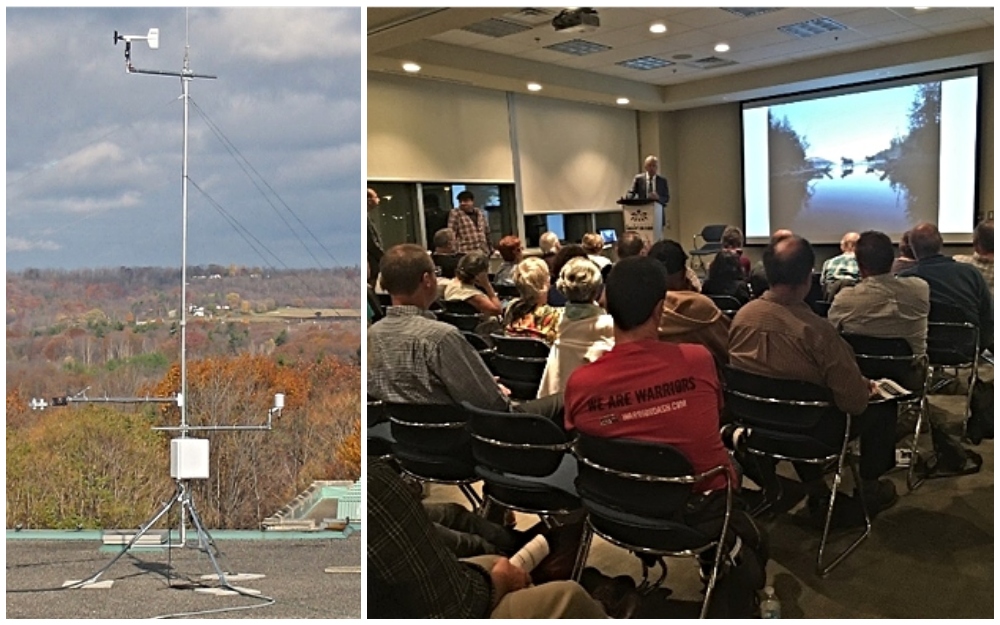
647,239,730,367
820,231,861,299
615,230,645,260
368,244,561,422
749,229,793,297
953,218,993,297
368,458,608,618
564,256,767,618
829,230,930,357
730,235,898,514
900,222,993,352
431,227,463,280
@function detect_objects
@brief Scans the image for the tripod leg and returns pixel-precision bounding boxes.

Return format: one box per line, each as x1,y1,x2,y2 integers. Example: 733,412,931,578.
180,484,230,587
70,482,184,587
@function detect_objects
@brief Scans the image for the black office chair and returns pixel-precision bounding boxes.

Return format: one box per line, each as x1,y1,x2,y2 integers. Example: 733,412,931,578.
385,403,482,511
494,283,520,300
376,292,392,309
438,299,483,333
462,402,587,580
490,334,551,400
841,333,929,491
463,331,495,371
706,294,743,319
926,302,980,423
574,434,733,617
367,397,394,460
722,366,869,577
810,300,832,318
689,225,728,274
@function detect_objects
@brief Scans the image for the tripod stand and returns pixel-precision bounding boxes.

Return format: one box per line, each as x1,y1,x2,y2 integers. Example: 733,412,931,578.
70,479,230,589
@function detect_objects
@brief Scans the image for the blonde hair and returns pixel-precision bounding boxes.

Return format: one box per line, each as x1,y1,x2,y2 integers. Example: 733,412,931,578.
540,231,560,254
513,257,550,301
581,232,604,255
557,257,602,303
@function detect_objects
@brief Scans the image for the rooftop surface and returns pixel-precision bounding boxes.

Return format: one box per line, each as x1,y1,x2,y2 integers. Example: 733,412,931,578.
6,532,361,619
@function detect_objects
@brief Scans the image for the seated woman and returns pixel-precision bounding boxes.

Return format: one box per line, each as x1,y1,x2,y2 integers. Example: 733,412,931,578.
444,251,503,322
701,250,752,306
494,235,523,286
580,233,612,272
547,244,591,307
502,257,562,344
537,257,615,397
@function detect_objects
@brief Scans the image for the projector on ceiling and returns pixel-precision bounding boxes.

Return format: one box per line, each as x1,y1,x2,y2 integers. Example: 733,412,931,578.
551,8,599,33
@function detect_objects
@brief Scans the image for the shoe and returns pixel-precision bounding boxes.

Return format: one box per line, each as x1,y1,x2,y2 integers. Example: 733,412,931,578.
588,572,641,619
807,493,867,529
857,479,898,514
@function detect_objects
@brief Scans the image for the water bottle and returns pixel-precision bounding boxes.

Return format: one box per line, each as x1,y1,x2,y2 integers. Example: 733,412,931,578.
761,585,781,619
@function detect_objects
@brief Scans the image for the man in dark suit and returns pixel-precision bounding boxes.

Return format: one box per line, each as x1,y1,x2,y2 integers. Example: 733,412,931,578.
367,188,385,286
629,155,669,207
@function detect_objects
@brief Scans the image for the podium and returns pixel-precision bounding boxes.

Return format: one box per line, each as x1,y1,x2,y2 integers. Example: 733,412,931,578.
617,198,662,247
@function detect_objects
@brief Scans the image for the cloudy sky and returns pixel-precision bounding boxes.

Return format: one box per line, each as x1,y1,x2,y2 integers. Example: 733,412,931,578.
6,7,361,271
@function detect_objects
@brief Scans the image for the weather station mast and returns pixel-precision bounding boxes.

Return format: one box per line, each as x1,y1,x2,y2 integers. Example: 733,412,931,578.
30,22,284,591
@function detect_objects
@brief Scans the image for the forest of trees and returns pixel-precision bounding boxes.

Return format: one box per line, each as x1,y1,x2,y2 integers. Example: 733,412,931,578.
6,266,361,530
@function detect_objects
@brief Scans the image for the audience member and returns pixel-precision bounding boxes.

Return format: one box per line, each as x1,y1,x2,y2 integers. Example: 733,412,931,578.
581,232,612,273
615,230,645,260
828,230,929,357
444,251,503,320
494,235,524,286
539,231,562,276
547,244,592,307
563,256,767,618
431,227,462,280
890,230,918,275
448,190,491,255
368,244,562,421
701,250,751,306
537,257,614,397
368,458,608,618
367,188,384,286
900,222,992,351
954,218,994,296
425,502,527,558
820,231,861,299
721,226,752,277
502,257,562,344
729,235,898,515
749,229,793,296
648,240,731,366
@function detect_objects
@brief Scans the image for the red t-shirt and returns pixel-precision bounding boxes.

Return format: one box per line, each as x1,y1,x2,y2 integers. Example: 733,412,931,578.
564,340,734,493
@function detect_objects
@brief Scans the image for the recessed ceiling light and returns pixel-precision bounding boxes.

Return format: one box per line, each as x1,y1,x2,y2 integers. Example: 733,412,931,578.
616,97,630,105
527,82,543,92
402,62,421,73
649,23,667,34
714,43,730,53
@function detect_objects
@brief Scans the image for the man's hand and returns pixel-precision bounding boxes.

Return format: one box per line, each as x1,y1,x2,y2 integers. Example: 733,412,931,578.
490,557,531,607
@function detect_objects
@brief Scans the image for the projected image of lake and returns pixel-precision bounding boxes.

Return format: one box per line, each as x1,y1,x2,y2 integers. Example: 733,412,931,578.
786,166,915,235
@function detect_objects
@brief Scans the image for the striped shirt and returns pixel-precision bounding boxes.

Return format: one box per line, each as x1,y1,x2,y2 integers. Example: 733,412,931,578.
367,305,509,410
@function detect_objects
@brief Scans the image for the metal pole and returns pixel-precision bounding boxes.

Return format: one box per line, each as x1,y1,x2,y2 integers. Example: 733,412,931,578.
179,47,192,545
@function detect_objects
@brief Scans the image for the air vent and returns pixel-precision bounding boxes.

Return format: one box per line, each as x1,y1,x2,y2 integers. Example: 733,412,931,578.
778,17,848,38
616,56,674,71
503,7,556,26
721,8,784,18
544,39,611,56
684,56,739,70
462,18,533,38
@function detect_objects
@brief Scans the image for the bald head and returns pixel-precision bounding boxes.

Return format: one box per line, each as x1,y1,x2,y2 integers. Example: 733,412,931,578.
770,229,794,245
841,232,860,253
764,235,815,287
974,219,993,256
909,222,943,260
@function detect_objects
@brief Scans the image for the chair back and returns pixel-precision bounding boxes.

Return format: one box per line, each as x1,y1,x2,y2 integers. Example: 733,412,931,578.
927,302,980,367
494,283,520,299
700,224,727,243
575,434,702,518
690,224,727,256
490,334,550,399
722,365,845,459
376,292,392,309
810,300,831,318
462,402,573,477
706,294,743,318
841,333,926,392
439,299,482,332
385,403,476,482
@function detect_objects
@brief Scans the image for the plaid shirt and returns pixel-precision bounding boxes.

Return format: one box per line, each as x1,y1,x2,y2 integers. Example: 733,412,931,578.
368,458,494,618
448,207,491,255
367,306,509,410
954,253,994,297
820,252,859,285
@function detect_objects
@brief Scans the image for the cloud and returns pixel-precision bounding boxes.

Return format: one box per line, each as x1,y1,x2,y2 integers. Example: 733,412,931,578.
7,236,62,252
208,8,361,63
